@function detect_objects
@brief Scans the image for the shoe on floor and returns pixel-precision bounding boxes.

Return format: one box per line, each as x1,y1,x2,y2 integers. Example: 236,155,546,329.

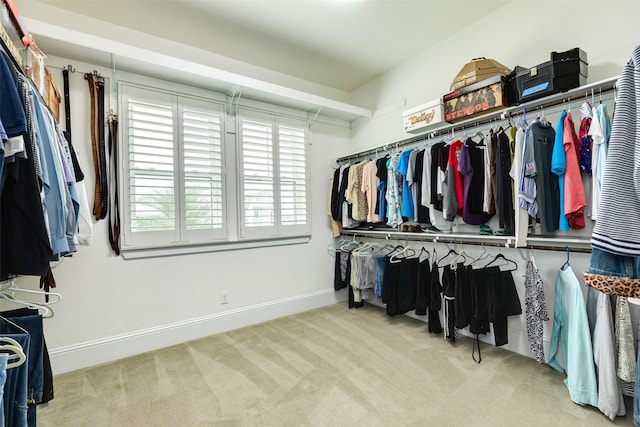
422,225,441,233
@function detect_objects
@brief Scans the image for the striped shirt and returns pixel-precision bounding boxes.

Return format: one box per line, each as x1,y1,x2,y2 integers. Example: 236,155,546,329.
592,45,640,255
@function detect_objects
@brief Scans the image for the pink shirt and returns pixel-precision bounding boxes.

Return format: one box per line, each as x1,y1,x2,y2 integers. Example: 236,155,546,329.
361,160,380,223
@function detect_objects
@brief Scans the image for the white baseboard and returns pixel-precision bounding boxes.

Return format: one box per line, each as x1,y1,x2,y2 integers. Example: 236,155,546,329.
49,289,346,375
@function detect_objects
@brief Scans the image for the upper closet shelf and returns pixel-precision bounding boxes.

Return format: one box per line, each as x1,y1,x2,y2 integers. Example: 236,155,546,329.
337,75,619,162
23,18,373,123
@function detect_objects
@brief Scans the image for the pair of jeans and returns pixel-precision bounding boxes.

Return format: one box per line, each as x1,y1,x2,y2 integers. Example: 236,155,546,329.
1,308,53,403
590,248,640,425
0,353,8,427
0,315,44,427
589,247,640,279
1,332,29,427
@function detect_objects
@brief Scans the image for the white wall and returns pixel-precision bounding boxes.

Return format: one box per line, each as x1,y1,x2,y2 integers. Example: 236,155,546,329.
344,1,640,360
349,0,640,154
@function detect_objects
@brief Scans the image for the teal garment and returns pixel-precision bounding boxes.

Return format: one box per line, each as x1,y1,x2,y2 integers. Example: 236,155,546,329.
548,266,598,407
551,111,570,231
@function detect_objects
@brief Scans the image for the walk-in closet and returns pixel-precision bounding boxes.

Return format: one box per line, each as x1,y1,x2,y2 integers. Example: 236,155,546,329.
0,0,639,425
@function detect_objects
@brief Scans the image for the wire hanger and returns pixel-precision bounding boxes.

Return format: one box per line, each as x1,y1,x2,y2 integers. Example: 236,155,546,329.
0,280,62,304
0,315,30,336
0,293,54,318
471,243,490,266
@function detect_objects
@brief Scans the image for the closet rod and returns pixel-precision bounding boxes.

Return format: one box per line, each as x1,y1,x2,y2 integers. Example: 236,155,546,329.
339,229,591,253
336,76,619,163
47,63,106,78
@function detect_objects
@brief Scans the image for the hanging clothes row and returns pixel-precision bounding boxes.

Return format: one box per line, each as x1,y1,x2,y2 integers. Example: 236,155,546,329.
329,98,612,244
547,246,637,421
330,239,526,362
0,50,93,280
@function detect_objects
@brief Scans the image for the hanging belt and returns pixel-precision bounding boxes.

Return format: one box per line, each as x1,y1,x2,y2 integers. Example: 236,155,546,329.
85,72,109,220
108,115,121,255
62,67,71,140
96,78,108,220
85,72,102,219
472,334,482,363
39,266,57,303
64,67,85,183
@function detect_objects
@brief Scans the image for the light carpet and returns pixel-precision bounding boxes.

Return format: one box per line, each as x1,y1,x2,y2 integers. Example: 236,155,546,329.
38,303,633,426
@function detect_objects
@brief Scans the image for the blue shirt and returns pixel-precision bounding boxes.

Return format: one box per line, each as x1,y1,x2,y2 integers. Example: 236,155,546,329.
551,111,570,231
31,89,70,255
397,149,414,220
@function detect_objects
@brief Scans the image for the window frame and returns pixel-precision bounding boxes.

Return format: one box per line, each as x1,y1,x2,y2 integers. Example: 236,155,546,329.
118,79,312,255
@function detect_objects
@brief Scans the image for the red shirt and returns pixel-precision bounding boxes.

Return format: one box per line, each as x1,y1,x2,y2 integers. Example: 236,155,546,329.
448,140,464,216
563,113,587,229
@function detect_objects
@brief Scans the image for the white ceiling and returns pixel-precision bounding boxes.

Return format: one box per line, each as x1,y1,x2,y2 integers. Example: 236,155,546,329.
33,0,511,93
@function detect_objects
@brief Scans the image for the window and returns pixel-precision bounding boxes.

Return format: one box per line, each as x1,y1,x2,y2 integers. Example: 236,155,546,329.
239,109,310,239
120,83,310,252
121,84,225,248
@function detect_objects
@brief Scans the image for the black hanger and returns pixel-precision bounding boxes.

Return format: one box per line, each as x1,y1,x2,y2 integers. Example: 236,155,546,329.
437,249,459,267
484,253,518,271
419,247,430,261
562,247,571,270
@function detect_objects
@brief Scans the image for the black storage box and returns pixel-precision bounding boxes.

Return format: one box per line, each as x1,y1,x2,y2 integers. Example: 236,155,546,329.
552,48,588,66
505,66,527,106
551,47,588,78
513,48,588,104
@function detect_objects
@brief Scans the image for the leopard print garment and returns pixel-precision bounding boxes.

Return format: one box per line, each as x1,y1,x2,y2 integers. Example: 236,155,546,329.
583,272,640,298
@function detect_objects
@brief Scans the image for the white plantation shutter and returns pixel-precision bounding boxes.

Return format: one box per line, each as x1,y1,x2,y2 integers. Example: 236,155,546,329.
121,82,310,252
182,104,224,237
127,96,176,234
241,119,275,228
239,110,310,239
279,124,307,226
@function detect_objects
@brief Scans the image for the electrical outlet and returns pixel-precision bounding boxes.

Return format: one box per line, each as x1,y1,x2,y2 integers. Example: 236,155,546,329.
220,291,229,305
